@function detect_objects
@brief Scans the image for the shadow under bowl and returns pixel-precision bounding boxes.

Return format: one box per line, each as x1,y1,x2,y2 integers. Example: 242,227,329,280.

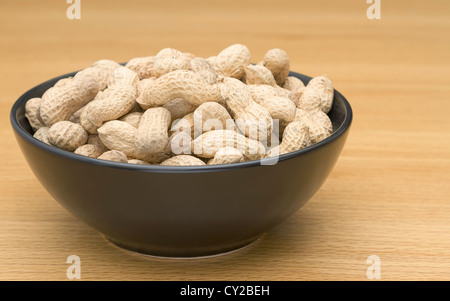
10,70,352,258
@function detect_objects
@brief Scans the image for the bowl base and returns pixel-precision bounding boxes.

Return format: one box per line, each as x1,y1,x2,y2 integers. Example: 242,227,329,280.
103,235,264,260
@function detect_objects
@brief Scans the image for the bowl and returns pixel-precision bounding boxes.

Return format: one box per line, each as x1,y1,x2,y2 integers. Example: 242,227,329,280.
10,70,352,258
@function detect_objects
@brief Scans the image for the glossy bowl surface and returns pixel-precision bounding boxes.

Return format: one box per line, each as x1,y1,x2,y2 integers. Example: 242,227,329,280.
10,70,352,257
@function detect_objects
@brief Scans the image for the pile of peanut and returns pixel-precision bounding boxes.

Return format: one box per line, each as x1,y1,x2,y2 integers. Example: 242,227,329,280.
25,44,334,166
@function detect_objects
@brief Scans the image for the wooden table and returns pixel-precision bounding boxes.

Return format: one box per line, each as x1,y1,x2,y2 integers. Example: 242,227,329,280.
1,0,449,281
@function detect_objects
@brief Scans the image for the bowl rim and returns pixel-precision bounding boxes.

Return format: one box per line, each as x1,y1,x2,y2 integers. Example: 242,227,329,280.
10,70,353,173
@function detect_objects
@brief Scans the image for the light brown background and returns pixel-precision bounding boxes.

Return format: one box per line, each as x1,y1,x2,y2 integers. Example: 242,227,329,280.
0,0,449,280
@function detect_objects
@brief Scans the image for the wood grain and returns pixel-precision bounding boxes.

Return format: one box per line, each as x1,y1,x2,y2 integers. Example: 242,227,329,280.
0,0,449,280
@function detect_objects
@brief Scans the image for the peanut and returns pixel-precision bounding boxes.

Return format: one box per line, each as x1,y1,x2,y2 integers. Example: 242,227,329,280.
97,150,127,163
91,59,122,76
283,76,305,100
293,108,314,124
119,112,143,128
74,144,103,158
33,127,50,144
48,121,88,151
75,66,108,91
293,109,330,144
193,102,236,138
267,121,310,157
161,155,205,166
153,48,190,78
137,77,156,97
192,130,265,160
189,57,217,84
98,120,170,163
248,84,299,108
163,98,197,121
80,84,137,134
299,75,334,113
137,70,221,109
125,56,154,79
275,86,299,106
309,110,333,133
98,120,140,157
76,97,104,133
135,107,171,155
262,48,290,85
68,107,82,124
127,159,150,165
244,65,276,86
40,68,102,126
88,134,108,153
93,90,104,100
251,96,296,129
206,56,217,67
108,67,139,88
212,44,250,79
25,98,45,131
219,77,272,141
53,77,73,88
183,52,197,60
207,147,244,165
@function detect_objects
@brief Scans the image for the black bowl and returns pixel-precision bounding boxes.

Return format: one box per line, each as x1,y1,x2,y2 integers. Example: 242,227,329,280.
10,70,352,258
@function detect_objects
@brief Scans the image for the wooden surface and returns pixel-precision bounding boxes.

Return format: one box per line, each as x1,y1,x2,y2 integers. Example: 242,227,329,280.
1,0,449,281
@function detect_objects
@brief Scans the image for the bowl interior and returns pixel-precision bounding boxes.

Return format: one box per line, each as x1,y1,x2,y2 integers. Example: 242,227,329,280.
11,70,352,171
